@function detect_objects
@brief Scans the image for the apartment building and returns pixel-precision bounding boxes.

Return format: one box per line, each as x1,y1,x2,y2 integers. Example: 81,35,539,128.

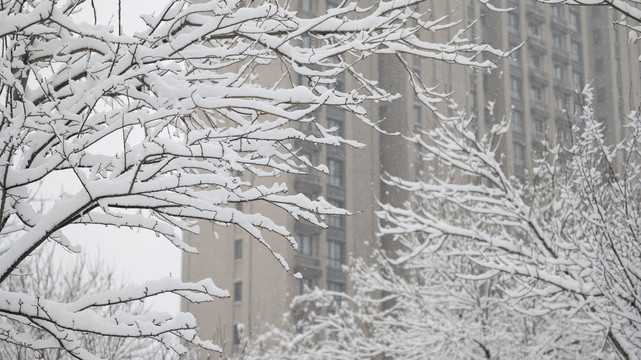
182,0,641,355
467,0,641,176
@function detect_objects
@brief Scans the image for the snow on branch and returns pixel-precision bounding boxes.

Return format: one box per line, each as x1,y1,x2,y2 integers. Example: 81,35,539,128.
0,0,507,357
375,84,641,358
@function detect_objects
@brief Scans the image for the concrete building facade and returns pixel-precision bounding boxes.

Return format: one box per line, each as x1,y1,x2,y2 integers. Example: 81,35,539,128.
182,0,641,355
467,0,641,177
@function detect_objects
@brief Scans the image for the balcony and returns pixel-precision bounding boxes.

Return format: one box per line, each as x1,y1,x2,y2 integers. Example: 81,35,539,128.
551,17,569,32
526,5,546,24
528,68,549,86
530,101,550,120
527,37,547,55
327,227,346,242
294,221,322,236
554,81,573,96
531,128,546,146
326,184,345,200
552,50,570,64
295,254,322,278
326,267,346,282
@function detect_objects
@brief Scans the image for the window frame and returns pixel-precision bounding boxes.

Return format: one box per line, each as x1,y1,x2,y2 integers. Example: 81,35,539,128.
327,240,344,269
510,76,522,99
326,199,344,229
327,158,344,188
513,142,526,169
234,281,242,302
234,238,242,260
298,234,313,256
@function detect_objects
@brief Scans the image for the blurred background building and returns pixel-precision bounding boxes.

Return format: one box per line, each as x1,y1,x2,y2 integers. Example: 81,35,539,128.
182,0,641,355
470,0,641,176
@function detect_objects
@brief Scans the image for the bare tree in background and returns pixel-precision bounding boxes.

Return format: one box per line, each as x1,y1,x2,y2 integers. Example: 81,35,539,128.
376,88,641,358
1,247,163,359
250,89,633,359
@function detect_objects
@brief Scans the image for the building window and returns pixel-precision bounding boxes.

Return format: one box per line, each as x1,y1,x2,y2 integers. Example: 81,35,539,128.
327,158,343,187
298,234,312,255
534,117,544,134
569,11,580,31
414,142,423,179
554,63,564,80
301,33,311,48
298,278,312,295
511,53,521,68
529,54,542,69
555,94,566,110
327,280,345,293
326,0,340,10
233,323,242,345
573,71,583,92
484,106,492,123
413,55,422,77
327,116,344,137
510,76,522,100
574,101,583,120
508,12,519,33
335,73,345,92
327,240,344,269
327,199,344,228
467,11,476,39
413,104,422,127
528,22,540,37
571,41,581,62
327,280,345,310
552,5,561,18
557,124,568,143
531,85,543,102
234,239,242,260
553,33,563,49
512,110,524,134
234,281,242,302
469,90,477,113
596,87,606,102
595,58,604,72
297,73,309,87
513,142,525,169
299,0,311,12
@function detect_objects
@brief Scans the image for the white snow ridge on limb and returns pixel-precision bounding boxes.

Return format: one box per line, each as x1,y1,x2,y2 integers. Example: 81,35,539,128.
0,0,507,358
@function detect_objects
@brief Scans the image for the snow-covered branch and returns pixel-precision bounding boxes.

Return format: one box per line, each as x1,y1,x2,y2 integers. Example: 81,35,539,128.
374,86,641,358
0,0,507,357
252,88,639,360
